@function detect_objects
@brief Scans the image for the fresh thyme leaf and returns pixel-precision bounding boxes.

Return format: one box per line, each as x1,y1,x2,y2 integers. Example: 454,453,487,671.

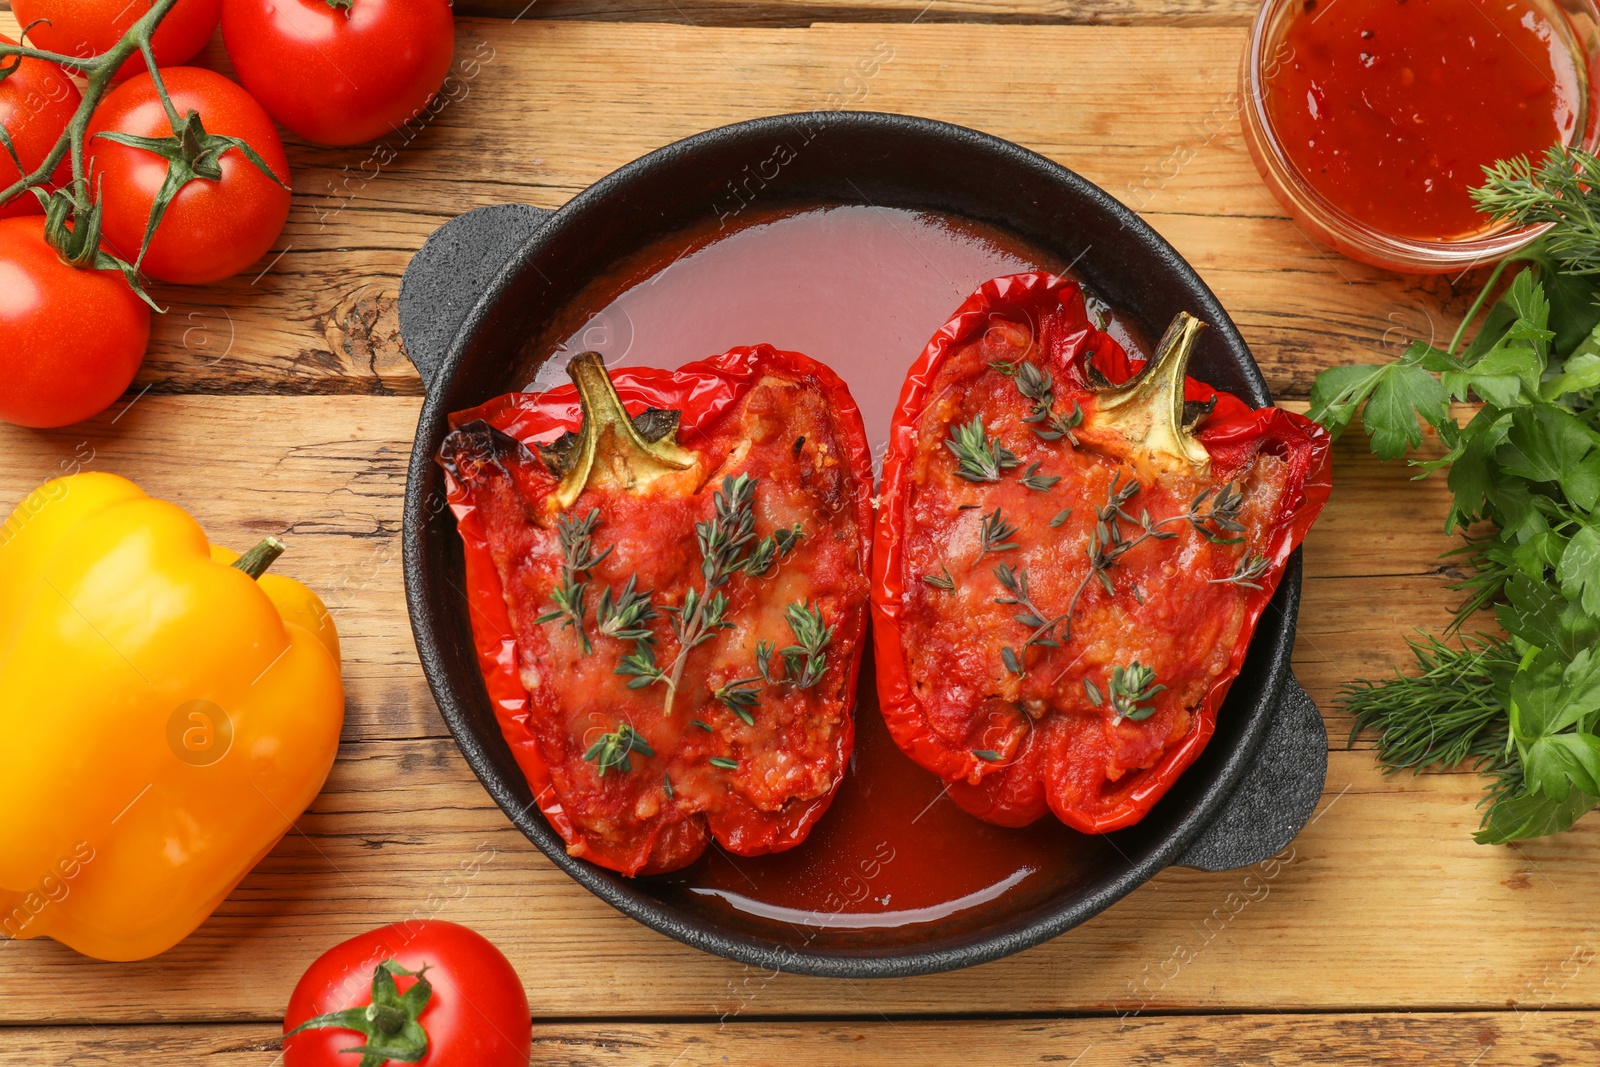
945,415,1021,482
1103,662,1165,724
1210,552,1272,590
922,565,957,592
691,720,713,732
975,507,1020,561
1000,646,1023,676
714,676,762,724
780,600,833,689
616,637,663,688
596,574,657,641
755,639,778,684
1050,507,1072,528
539,508,614,654
583,723,653,777
709,756,740,770
973,749,1003,762
996,359,1084,443
1020,461,1061,492
663,775,674,798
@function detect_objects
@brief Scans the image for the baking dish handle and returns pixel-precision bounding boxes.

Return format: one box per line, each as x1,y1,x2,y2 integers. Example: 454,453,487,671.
1173,674,1328,872
398,203,553,391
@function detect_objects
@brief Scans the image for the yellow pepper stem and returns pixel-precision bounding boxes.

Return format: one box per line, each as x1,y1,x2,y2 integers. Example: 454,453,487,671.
231,537,286,581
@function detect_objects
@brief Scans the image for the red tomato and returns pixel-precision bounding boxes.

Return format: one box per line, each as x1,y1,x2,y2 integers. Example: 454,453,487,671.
284,921,531,1067
0,217,150,428
0,35,81,218
221,0,455,147
86,67,291,285
12,0,222,82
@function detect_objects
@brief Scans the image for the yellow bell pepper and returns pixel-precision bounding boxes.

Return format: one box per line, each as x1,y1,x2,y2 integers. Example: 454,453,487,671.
0,473,345,961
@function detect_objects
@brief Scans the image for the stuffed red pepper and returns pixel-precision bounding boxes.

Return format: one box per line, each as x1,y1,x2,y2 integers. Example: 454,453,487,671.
440,346,874,875
873,274,1331,833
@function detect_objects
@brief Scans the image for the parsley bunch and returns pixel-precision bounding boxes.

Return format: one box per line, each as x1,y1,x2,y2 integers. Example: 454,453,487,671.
1310,145,1600,843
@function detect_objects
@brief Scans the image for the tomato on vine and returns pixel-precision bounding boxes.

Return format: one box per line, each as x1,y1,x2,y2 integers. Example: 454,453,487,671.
87,67,291,285
283,921,531,1067
12,0,222,82
0,35,81,218
221,0,456,147
0,217,150,429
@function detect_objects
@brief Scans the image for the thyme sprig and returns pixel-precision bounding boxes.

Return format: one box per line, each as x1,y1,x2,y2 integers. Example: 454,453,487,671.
596,575,657,642
714,677,762,725
1020,462,1061,492
536,508,614,654
994,563,1068,677
615,474,752,713
992,359,1084,443
1084,662,1166,724
975,507,1020,561
779,600,833,690
1211,552,1272,590
584,723,654,777
923,565,957,592
946,415,1020,482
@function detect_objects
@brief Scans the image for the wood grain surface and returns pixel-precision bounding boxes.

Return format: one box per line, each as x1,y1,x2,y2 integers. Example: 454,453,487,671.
1,15,1468,406
0,4,1575,1064
5,1013,1600,1067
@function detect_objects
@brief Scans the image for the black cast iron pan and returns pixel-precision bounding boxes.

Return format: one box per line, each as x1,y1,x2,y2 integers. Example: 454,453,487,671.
398,111,1327,979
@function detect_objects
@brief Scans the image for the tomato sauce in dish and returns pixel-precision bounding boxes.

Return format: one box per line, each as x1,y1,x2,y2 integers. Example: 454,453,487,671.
1264,0,1582,240
518,206,1143,933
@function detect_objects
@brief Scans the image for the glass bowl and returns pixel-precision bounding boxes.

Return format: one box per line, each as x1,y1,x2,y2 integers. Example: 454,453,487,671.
1241,0,1600,273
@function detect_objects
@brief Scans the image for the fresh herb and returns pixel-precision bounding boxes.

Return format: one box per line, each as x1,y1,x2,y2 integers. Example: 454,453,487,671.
973,749,1003,762
1309,143,1600,842
691,719,713,732
923,565,957,592
595,575,657,642
1020,462,1062,492
709,756,740,770
1211,552,1272,590
945,415,1020,482
583,723,654,777
1050,507,1072,528
616,474,784,716
993,359,1084,443
975,507,1020,561
994,563,1068,677
663,775,675,798
714,677,762,724
755,640,778,684
1181,483,1248,545
536,509,613,654
780,601,833,690
1085,663,1165,724
1058,474,1176,638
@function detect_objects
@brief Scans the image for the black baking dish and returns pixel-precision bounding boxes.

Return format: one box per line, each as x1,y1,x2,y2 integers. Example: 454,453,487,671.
397,111,1327,979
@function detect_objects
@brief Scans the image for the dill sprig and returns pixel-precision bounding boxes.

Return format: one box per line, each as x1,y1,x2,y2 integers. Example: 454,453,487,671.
583,723,654,777
1475,145,1600,274
536,508,613,654
945,415,1020,482
1344,632,1519,773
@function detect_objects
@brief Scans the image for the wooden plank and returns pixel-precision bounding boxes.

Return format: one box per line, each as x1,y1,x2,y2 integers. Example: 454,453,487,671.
0,17,1458,404
6,1012,1600,1065
460,0,1262,26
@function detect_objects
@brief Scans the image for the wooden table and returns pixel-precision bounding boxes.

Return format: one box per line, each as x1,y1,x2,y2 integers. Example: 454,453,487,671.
3,3,1594,1064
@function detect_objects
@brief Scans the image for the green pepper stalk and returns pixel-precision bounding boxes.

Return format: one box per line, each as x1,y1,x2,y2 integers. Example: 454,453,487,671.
0,2,286,304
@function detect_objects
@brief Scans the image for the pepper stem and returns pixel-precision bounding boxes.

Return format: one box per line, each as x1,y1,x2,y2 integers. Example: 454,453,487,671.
1088,312,1211,474
552,352,699,510
231,537,286,580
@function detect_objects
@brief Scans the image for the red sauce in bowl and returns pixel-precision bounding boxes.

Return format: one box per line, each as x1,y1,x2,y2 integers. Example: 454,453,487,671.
1263,0,1583,241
